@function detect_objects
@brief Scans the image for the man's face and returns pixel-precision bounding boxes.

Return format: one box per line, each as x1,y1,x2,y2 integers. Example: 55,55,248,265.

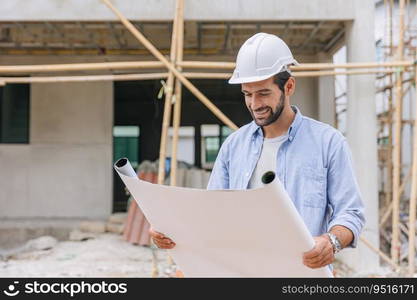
241,77,285,127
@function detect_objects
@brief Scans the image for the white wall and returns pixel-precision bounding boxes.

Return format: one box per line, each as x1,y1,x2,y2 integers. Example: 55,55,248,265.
0,81,113,219
291,77,318,119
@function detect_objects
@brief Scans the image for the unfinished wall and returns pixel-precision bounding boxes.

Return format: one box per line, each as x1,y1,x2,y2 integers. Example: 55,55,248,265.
289,55,319,120
0,81,113,219
291,77,318,119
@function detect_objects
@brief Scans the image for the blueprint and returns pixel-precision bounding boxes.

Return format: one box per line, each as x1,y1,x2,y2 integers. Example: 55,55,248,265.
115,157,333,277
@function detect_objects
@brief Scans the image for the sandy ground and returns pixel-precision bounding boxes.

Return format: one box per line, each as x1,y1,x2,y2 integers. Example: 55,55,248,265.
0,233,412,277
0,233,171,277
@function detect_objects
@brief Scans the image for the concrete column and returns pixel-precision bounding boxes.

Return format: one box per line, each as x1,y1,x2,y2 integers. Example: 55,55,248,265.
317,52,336,127
341,0,380,273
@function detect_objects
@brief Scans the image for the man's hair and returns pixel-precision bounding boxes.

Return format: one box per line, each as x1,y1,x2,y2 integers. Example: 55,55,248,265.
273,71,291,94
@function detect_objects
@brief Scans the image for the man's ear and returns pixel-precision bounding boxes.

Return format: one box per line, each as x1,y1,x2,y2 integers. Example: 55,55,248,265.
285,77,296,96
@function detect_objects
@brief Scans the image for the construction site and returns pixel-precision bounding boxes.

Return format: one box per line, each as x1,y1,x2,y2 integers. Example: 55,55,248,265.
0,0,416,278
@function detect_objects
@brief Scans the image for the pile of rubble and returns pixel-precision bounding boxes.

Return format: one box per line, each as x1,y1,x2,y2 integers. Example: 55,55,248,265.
69,213,127,242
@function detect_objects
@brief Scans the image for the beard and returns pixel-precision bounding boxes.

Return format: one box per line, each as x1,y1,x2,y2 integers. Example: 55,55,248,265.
249,93,285,127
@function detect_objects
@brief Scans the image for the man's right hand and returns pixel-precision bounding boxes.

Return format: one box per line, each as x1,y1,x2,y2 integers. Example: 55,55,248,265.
149,228,176,249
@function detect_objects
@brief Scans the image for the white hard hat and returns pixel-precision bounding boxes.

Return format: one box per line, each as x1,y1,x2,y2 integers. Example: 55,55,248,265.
228,32,299,84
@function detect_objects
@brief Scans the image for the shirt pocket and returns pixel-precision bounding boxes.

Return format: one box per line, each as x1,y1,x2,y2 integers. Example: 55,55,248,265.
302,166,327,208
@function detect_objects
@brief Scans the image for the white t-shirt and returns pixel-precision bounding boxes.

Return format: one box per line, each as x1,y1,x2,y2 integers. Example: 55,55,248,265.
248,134,287,189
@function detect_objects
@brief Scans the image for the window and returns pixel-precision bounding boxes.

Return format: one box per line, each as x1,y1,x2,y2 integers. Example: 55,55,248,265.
221,126,233,144
113,126,140,168
205,136,220,164
201,124,233,169
167,126,195,165
0,84,30,143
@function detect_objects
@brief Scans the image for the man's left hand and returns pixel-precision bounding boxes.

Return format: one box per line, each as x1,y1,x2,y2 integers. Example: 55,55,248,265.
302,234,335,269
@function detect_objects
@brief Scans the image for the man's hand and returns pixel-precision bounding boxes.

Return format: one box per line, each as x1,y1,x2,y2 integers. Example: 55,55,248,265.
149,228,176,249
302,234,334,269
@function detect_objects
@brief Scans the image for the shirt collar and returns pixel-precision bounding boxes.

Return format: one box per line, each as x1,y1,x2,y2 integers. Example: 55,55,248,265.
249,105,303,142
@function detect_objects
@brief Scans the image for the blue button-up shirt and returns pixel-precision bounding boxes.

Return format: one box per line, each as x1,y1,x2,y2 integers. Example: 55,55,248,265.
207,106,365,247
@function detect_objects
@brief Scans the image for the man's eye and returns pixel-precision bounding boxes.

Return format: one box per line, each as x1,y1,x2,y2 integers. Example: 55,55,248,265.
260,93,270,96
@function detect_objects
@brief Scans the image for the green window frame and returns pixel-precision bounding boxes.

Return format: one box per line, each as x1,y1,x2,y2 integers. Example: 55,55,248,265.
0,84,30,143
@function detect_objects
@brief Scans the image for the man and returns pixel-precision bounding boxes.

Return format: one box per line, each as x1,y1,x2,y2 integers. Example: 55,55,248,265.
150,33,365,270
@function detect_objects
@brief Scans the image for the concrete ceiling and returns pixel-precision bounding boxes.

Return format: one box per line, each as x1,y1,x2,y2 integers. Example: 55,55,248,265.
0,21,345,56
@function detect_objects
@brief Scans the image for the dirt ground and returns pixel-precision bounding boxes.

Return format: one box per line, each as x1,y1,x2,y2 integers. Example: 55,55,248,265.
0,233,171,277
0,233,410,277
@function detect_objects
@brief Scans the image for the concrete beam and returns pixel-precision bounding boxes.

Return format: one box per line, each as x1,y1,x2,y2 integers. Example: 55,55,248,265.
0,0,354,21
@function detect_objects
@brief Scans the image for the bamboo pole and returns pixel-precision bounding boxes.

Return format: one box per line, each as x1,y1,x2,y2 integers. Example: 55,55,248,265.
0,66,410,86
0,61,165,73
179,60,414,71
0,60,413,75
400,222,410,238
170,0,184,188
162,0,185,277
156,0,181,187
153,0,183,278
408,68,417,276
379,0,415,272
0,69,404,86
178,61,236,69
0,73,168,84
0,60,414,75
360,236,400,271
291,61,413,71
384,0,392,57
101,0,238,131
391,0,406,265
384,0,394,225
0,69,400,86
183,69,401,79
187,69,400,78
293,69,400,77
380,166,412,227
377,77,414,94
182,72,231,79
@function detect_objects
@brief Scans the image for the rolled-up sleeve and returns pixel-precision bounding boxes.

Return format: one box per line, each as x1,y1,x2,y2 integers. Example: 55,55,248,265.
327,138,366,248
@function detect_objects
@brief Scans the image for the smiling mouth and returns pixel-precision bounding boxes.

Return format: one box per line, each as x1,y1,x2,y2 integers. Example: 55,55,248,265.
253,108,270,118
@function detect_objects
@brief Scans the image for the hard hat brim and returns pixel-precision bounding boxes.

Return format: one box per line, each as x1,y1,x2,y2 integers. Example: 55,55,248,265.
228,73,275,84
228,59,299,84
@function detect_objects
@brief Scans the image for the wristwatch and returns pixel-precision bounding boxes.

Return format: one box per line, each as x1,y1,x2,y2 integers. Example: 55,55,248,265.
327,232,342,254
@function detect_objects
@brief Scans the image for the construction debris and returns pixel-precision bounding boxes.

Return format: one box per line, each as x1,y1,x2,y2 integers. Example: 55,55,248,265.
0,236,57,261
108,213,127,225
106,223,125,234
69,230,96,242
0,233,169,277
79,221,106,234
